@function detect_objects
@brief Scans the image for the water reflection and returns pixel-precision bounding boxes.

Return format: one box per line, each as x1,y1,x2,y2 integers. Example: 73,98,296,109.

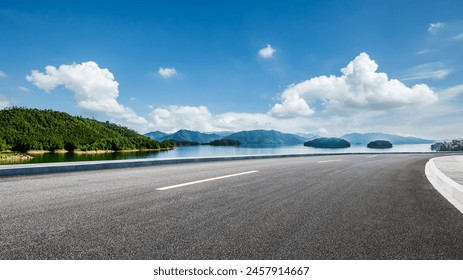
153,143,434,158
0,143,434,165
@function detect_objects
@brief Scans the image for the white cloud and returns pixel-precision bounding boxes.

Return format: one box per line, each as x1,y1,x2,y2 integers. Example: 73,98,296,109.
428,22,445,34
158,67,177,78
269,52,438,118
452,33,463,40
269,93,314,118
317,128,329,137
258,44,276,59
0,71,7,78
150,105,215,132
416,49,429,55
438,83,463,101
0,95,11,109
214,112,276,131
403,62,451,81
26,61,149,126
148,105,316,134
17,86,30,92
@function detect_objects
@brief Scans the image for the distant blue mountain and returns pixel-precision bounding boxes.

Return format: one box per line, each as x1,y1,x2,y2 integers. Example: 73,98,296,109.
224,130,306,145
341,133,433,145
144,131,168,141
145,129,221,143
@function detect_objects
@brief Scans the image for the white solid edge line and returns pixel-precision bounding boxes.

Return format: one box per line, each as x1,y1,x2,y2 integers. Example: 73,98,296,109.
156,170,259,191
317,159,343,163
366,155,378,158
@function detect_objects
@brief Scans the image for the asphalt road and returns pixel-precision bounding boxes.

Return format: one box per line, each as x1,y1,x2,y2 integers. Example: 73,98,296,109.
1,154,463,259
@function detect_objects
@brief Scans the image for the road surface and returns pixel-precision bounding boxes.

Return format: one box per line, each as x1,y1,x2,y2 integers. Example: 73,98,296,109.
1,154,463,259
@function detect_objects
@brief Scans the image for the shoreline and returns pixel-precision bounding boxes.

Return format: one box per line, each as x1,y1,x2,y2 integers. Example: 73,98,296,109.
1,148,174,162
69,148,172,154
25,148,173,155
0,153,33,162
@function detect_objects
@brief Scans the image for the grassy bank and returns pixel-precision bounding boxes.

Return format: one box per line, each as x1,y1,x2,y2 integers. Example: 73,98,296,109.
0,152,33,162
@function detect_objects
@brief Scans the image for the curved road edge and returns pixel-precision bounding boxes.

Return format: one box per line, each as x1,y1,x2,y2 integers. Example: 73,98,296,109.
426,156,463,214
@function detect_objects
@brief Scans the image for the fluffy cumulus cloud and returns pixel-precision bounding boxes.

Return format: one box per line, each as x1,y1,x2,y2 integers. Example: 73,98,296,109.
26,61,149,126
428,22,445,34
258,44,276,58
150,105,215,132
158,67,177,78
269,94,314,118
269,52,438,118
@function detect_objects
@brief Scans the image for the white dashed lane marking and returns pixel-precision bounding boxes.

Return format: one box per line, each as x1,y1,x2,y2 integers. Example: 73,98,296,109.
156,170,259,191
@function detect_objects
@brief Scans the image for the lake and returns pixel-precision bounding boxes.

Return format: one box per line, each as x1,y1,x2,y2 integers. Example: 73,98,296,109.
0,143,435,165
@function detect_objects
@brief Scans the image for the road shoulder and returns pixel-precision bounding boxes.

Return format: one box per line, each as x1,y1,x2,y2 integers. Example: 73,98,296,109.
425,156,463,214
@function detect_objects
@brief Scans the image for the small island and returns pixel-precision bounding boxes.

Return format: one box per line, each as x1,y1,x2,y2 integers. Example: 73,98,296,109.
367,140,393,149
209,139,241,146
304,137,351,148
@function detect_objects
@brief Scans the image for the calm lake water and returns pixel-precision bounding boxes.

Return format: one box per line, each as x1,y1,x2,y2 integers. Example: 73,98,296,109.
1,144,435,165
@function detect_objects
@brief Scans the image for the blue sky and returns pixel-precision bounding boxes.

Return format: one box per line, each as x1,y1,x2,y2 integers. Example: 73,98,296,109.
1,0,462,139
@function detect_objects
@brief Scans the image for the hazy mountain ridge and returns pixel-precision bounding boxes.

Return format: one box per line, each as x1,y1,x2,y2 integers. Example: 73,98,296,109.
144,131,168,140
341,133,433,145
145,129,221,143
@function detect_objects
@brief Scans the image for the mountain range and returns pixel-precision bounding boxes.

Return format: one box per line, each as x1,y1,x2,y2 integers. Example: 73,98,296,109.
145,129,312,144
144,130,434,146
341,133,434,145
145,129,222,143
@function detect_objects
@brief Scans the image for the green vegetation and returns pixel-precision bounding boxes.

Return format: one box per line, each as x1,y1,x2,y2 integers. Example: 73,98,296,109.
0,138,11,151
209,139,241,146
223,130,306,145
161,140,201,147
367,140,393,149
304,137,351,148
0,107,173,152
431,140,463,151
0,151,32,162
0,153,10,159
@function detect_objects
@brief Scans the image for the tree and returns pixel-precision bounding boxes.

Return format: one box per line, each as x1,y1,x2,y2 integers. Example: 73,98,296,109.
0,107,167,152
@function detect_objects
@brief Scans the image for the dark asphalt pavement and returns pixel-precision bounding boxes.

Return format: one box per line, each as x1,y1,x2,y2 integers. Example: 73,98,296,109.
1,154,463,259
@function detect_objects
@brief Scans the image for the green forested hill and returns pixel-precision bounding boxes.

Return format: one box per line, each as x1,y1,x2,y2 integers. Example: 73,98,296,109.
0,107,171,151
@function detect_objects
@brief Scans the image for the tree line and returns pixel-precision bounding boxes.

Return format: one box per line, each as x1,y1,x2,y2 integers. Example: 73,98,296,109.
0,107,174,152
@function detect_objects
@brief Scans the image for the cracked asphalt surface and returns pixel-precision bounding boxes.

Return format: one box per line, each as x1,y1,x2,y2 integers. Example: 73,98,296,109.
1,154,463,259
